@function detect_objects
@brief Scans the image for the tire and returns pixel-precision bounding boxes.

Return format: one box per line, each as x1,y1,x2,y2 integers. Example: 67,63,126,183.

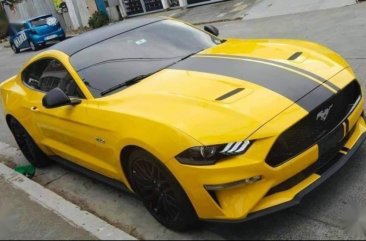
9,118,51,168
126,149,199,231
11,43,20,54
29,41,38,51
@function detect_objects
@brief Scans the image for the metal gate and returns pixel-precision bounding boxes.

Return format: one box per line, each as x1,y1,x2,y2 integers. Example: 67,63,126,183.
123,0,164,15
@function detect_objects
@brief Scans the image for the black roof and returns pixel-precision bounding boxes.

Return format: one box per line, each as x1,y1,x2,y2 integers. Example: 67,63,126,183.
51,17,164,56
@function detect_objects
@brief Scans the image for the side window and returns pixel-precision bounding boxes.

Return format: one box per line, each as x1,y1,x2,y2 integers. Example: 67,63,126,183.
14,23,25,32
22,59,84,98
22,59,50,89
9,26,16,36
23,23,29,30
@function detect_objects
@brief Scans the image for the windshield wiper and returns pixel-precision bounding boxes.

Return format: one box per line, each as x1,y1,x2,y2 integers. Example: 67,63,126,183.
100,74,148,96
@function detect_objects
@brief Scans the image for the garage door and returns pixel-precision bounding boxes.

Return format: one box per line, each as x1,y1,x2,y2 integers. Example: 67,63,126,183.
123,0,164,15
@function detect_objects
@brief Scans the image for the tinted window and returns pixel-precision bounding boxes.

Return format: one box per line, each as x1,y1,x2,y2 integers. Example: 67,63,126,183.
30,15,53,27
11,23,25,33
22,59,84,98
71,20,222,97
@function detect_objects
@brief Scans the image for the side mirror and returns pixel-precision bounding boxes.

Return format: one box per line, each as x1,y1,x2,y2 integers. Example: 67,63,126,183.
204,25,219,36
42,88,81,109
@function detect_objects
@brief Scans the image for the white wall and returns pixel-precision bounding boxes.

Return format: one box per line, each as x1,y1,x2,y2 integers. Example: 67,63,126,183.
74,0,91,27
64,0,80,29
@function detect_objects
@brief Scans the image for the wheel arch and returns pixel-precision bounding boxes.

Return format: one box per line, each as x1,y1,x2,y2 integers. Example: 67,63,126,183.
119,144,179,192
119,145,149,191
5,114,16,128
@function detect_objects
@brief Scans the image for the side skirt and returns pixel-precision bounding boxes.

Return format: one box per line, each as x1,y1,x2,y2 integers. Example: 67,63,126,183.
49,155,133,196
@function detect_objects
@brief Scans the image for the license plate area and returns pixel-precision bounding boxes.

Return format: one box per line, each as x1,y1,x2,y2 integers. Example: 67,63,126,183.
45,34,58,41
317,124,346,168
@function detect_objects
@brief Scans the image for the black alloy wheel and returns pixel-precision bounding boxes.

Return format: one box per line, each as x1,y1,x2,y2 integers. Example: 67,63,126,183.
9,118,51,168
127,149,199,231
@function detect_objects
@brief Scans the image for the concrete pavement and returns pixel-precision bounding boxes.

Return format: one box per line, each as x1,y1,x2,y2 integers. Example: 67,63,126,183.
1,2,366,240
0,176,96,240
243,0,357,19
129,0,358,24
138,0,257,24
0,163,136,240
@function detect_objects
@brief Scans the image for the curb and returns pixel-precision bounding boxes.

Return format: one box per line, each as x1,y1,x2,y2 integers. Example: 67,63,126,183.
0,163,136,240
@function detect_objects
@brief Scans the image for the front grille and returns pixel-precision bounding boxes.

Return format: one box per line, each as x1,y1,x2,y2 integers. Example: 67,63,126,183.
266,125,356,196
266,80,361,167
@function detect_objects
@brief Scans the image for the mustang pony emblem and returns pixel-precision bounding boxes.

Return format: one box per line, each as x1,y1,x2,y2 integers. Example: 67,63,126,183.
317,104,333,121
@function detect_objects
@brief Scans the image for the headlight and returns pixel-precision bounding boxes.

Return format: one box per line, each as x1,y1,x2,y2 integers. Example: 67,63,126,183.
176,140,252,165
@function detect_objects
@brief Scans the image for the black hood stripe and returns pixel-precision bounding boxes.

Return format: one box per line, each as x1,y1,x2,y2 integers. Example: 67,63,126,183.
201,54,340,92
170,56,335,112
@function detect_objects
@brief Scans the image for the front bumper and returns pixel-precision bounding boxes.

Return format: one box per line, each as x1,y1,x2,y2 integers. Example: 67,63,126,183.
227,128,366,223
167,100,366,221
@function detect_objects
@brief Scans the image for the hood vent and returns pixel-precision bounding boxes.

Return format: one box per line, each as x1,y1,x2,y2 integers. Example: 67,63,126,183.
216,88,245,101
288,52,303,60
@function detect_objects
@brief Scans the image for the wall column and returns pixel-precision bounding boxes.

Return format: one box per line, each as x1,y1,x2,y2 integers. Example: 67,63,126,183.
179,0,188,7
161,0,169,9
117,0,128,17
64,0,80,29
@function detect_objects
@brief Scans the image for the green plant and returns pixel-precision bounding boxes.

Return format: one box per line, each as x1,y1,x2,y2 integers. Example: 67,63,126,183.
88,11,109,29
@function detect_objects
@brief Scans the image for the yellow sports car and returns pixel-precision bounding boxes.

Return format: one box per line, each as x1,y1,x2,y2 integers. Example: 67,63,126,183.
0,17,365,231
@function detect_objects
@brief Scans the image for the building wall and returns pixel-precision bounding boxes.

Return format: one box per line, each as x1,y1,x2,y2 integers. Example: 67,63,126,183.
85,0,98,15
74,0,91,27
106,0,122,21
63,0,80,29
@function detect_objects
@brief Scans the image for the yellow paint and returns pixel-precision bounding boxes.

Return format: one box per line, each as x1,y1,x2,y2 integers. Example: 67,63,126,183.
0,26,365,220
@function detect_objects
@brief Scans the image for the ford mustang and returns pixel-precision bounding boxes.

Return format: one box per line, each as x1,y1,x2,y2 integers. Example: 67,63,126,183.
0,17,365,231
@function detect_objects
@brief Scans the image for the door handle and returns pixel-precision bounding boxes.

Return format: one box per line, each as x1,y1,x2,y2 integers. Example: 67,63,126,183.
31,106,38,112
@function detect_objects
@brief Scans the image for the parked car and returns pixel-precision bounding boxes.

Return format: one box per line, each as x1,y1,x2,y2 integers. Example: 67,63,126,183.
0,17,365,231
8,14,65,54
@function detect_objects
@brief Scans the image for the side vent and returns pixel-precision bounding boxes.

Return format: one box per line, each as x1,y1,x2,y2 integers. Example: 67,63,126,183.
216,88,244,101
288,52,303,60
207,190,221,208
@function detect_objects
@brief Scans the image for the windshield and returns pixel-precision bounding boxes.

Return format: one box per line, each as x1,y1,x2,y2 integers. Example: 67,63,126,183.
71,19,221,97
30,15,53,27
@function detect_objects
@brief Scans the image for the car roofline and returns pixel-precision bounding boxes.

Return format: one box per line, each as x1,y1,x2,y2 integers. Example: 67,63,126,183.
9,14,53,25
51,17,166,56
27,14,53,22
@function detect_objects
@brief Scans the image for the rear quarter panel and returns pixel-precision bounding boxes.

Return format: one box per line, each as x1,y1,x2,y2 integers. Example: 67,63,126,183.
0,75,51,154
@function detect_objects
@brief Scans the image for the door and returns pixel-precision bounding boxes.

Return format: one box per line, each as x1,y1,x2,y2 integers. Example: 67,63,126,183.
21,58,118,178
95,0,108,14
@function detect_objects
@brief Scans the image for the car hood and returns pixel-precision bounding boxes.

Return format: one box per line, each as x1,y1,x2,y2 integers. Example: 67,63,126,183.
102,39,349,145
201,38,349,80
